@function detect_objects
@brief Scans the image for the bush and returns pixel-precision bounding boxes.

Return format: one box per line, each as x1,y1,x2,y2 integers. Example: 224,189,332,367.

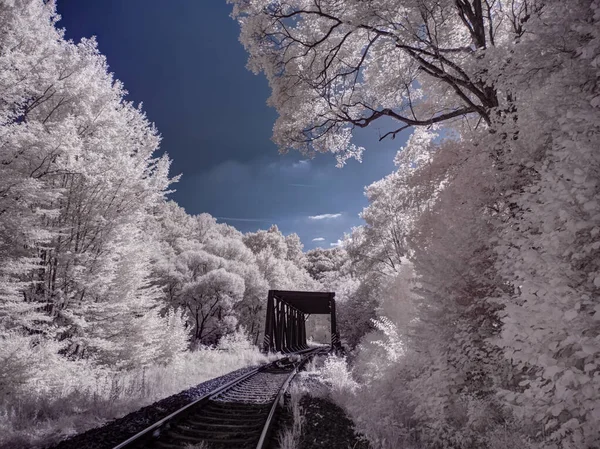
317,355,359,394
0,337,272,448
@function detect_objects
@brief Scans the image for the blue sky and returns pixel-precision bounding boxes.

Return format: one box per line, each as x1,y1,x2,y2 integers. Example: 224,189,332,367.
57,0,411,250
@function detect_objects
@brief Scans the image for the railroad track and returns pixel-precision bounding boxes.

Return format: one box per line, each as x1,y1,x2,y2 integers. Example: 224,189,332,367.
113,347,325,449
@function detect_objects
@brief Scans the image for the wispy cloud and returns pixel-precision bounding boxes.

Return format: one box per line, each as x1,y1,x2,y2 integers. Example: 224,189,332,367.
308,213,342,220
216,216,274,223
292,159,310,169
312,237,325,242
330,239,344,247
289,183,316,187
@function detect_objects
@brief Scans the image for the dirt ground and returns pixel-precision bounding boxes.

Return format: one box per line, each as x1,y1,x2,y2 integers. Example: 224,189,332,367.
276,393,371,449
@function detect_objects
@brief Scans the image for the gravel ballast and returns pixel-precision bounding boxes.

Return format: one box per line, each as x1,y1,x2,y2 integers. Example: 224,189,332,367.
50,365,259,449
297,395,371,449
274,358,371,449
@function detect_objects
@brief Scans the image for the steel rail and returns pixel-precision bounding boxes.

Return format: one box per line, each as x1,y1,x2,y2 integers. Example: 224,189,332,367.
255,349,318,448
112,367,261,449
112,347,324,449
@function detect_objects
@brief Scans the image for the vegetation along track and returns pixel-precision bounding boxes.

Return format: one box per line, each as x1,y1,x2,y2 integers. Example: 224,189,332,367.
113,347,325,449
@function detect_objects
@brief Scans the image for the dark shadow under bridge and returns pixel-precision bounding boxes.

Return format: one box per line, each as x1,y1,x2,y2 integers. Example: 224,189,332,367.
262,290,340,353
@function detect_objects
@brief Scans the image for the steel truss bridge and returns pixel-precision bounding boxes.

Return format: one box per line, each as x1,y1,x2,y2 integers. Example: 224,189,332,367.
262,290,340,353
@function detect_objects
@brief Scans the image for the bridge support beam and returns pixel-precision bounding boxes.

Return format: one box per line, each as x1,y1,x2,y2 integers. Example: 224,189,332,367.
262,290,337,353
329,293,341,349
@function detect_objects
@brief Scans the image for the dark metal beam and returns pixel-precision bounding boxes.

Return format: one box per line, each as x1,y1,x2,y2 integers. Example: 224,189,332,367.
263,290,274,353
263,290,338,353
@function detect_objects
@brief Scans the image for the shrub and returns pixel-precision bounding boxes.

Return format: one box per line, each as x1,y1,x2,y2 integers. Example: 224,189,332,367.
0,339,271,448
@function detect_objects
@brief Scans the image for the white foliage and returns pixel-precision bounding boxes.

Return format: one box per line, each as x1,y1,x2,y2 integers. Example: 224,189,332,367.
0,2,322,445
230,1,600,447
317,355,359,393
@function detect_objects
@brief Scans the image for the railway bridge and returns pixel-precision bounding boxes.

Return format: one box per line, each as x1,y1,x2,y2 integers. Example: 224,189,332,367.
68,290,341,449
262,290,340,353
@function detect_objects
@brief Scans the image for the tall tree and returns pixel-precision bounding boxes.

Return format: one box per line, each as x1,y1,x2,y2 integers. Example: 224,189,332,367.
0,0,182,368
231,1,600,447
229,0,536,164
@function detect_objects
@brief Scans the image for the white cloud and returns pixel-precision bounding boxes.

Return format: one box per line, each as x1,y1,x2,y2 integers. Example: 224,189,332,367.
308,213,342,220
292,159,310,169
312,237,325,242
330,239,344,247
216,216,274,223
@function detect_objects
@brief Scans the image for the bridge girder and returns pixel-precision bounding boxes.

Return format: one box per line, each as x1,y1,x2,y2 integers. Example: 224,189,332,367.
262,290,338,353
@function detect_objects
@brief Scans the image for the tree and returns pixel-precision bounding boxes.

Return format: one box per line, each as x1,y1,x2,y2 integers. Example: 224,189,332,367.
244,225,318,291
229,261,269,345
305,247,349,281
0,0,181,368
229,0,537,164
253,247,319,291
180,266,245,345
243,225,288,259
230,1,600,446
284,232,307,267
204,233,269,344
152,204,273,345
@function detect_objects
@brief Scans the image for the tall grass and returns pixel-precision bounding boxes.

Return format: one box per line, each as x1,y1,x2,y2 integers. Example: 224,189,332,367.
0,342,274,449
277,384,304,449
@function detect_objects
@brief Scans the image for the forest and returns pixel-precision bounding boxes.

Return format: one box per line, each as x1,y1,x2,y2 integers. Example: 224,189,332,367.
1,0,599,448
